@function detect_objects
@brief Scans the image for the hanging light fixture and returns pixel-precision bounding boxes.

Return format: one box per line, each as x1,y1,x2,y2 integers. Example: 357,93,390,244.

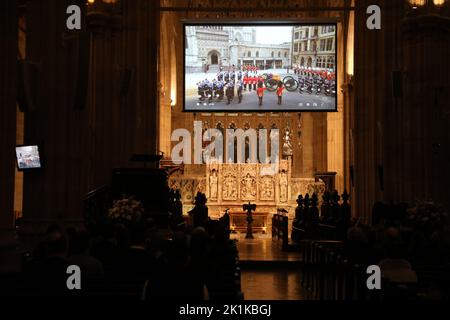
403,0,449,35
406,0,449,13
407,0,448,8
87,0,119,4
87,0,122,34
433,0,446,6
408,0,426,7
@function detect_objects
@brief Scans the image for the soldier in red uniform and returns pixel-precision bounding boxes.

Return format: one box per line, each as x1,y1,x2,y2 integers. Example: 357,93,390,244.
258,74,264,87
243,73,249,91
256,82,266,106
276,81,284,105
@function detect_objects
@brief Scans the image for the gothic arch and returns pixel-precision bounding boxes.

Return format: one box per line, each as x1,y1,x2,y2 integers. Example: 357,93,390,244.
207,50,220,65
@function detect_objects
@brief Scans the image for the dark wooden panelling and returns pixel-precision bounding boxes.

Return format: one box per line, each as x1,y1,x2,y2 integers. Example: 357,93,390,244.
0,0,18,269
353,0,450,220
21,0,160,230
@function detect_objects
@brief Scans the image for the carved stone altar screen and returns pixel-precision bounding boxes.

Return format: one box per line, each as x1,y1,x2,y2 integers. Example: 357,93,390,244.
207,160,291,207
168,159,326,218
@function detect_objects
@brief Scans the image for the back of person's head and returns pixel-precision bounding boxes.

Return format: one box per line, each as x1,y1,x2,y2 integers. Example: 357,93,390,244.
383,227,406,259
44,231,68,258
129,223,147,246
46,223,62,235
347,226,367,243
69,231,90,255
66,227,77,239
396,202,408,223
168,231,189,266
114,223,130,248
372,202,387,226
190,227,209,256
385,205,402,228
385,227,401,241
100,223,115,239
213,222,229,244
148,230,167,253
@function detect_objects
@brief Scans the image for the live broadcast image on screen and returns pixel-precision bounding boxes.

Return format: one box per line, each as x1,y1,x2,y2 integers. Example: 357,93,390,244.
16,145,41,170
184,24,337,112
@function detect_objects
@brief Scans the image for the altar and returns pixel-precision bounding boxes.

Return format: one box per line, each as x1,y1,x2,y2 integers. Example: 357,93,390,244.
229,211,269,234
168,159,326,222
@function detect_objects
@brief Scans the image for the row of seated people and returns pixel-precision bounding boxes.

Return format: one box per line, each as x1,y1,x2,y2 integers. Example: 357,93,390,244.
301,201,450,300
291,191,352,242
9,215,240,300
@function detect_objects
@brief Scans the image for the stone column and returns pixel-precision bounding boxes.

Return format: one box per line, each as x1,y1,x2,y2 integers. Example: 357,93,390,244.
230,44,238,66
394,8,450,208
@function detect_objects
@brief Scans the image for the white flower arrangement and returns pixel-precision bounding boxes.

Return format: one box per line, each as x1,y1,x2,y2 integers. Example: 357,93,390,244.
406,200,448,231
108,197,144,224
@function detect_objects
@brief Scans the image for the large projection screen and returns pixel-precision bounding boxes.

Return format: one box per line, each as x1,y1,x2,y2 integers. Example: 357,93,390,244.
184,23,337,112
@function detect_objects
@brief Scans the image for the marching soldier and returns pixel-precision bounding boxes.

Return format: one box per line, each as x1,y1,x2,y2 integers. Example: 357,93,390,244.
276,81,284,105
243,73,249,91
237,81,243,104
225,82,234,105
205,80,213,103
230,71,236,83
256,82,266,106
257,74,264,88
252,75,257,91
248,74,253,92
217,71,224,82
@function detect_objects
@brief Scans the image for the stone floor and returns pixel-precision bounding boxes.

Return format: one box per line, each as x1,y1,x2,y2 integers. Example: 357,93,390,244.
241,270,307,300
233,233,301,262
233,232,308,300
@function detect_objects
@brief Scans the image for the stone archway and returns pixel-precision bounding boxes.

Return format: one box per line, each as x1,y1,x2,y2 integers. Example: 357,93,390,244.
211,53,218,64
208,50,220,65
307,57,312,67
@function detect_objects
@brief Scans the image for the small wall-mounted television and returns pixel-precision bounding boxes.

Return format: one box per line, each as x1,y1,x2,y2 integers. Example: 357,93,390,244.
15,145,42,171
183,22,337,112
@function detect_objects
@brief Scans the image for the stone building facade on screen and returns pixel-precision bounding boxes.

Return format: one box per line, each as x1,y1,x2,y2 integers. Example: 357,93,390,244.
185,25,291,72
292,25,336,71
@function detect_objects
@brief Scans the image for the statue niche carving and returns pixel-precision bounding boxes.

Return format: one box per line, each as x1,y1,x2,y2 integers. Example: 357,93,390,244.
282,127,293,158
209,169,218,200
279,169,288,202
260,175,275,201
241,172,257,200
222,172,237,200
